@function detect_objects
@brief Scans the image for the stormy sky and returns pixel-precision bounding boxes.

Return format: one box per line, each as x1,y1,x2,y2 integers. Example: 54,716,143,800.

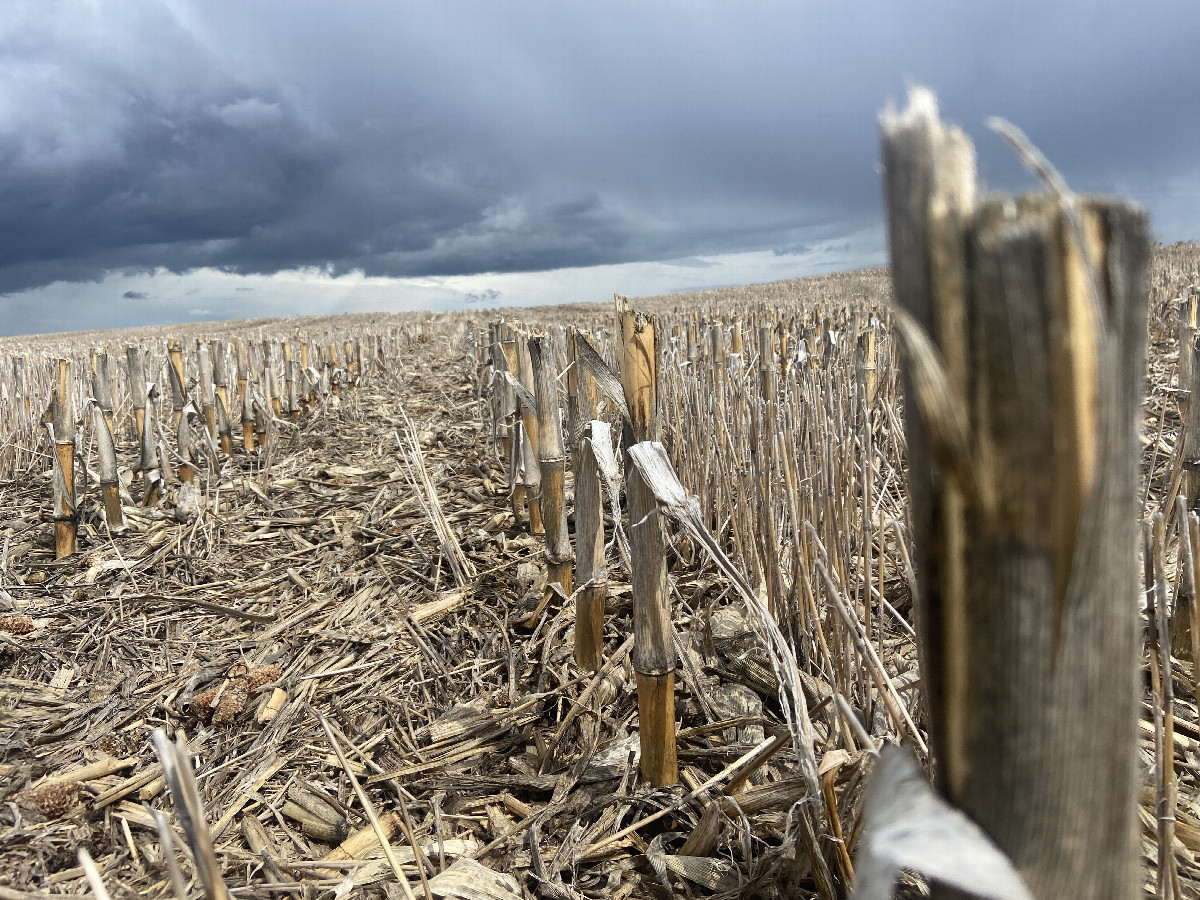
2,1,1198,336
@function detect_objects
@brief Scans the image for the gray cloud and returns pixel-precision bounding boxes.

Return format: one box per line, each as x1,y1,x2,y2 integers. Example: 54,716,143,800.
122,290,147,300
664,258,721,270
1,0,1198,319
463,289,502,306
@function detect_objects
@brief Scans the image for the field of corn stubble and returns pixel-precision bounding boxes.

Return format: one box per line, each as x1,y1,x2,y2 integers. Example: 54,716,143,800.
1,243,1199,899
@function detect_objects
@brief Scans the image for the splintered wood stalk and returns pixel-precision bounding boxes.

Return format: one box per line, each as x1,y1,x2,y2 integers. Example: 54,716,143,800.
253,397,268,452
140,388,163,505
710,322,725,388
167,339,186,429
299,340,311,412
269,344,284,418
261,341,280,418
284,343,299,421
1180,295,1194,421
573,329,606,672
236,340,249,416
288,359,301,422
518,333,544,535
857,326,877,675
1189,512,1200,711
529,333,574,606
881,87,1147,898
1185,324,1200,509
50,359,76,558
707,322,728,532
13,355,28,417
215,392,233,456
319,360,332,401
93,402,123,528
90,348,116,439
198,342,216,439
1148,514,1181,899
757,325,775,403
486,324,503,450
157,435,176,488
565,329,579,452
268,359,281,419
617,294,677,787
329,342,340,397
176,404,195,483
498,331,525,524
211,340,230,420
241,378,256,453
126,346,147,444
862,316,878,408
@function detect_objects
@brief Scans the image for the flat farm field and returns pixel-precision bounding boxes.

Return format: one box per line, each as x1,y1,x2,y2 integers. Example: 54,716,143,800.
0,249,1198,898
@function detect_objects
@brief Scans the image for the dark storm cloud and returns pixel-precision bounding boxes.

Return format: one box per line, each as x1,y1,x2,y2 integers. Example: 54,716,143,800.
2,0,1199,299
122,291,147,300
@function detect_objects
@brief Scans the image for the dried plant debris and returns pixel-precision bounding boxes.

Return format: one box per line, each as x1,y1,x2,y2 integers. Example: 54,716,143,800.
23,781,82,819
189,663,281,725
0,249,1195,899
0,613,35,634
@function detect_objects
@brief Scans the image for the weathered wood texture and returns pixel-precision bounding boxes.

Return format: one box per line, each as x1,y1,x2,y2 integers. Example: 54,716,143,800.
517,334,544,536
882,88,1147,898
50,359,76,558
572,329,607,672
528,333,573,598
1185,314,1200,509
617,294,678,787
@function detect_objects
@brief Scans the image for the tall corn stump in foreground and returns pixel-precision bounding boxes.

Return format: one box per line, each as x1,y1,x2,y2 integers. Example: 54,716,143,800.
618,295,677,786
881,89,1146,898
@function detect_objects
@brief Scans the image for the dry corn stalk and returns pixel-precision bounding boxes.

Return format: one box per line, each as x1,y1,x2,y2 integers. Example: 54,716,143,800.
139,385,163,505
49,359,76,558
881,87,1147,898
625,439,836,897
529,333,573,604
497,329,525,524
167,338,186,429
198,342,217,439
92,402,123,529
215,391,233,456
89,348,115,438
395,406,475,588
616,295,677,787
518,333,544,536
126,346,147,445
572,328,607,672
241,373,256,453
